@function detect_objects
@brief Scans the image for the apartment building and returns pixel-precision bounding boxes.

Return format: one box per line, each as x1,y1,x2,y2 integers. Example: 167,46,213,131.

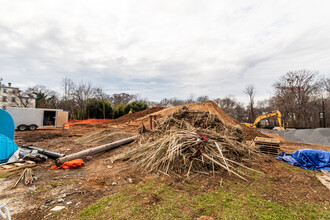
0,82,36,109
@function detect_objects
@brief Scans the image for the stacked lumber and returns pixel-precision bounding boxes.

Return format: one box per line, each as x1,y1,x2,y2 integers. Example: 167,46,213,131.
253,137,280,155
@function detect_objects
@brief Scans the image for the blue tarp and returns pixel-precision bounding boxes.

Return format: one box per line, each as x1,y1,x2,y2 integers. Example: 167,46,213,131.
0,134,18,163
0,109,15,140
277,149,330,171
0,109,17,163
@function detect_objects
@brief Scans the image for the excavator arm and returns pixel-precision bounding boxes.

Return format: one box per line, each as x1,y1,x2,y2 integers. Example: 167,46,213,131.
275,110,285,130
244,110,285,130
252,112,278,128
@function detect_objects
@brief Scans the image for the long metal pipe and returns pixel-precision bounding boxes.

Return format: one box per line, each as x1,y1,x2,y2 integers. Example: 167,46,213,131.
55,135,138,166
21,145,65,159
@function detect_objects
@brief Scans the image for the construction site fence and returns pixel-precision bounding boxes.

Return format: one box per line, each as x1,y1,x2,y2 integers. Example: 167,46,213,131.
68,119,112,125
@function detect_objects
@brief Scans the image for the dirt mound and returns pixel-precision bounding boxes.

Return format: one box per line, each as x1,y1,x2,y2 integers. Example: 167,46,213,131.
241,125,268,140
110,107,164,124
132,101,264,141
141,101,239,126
122,107,257,179
76,128,134,144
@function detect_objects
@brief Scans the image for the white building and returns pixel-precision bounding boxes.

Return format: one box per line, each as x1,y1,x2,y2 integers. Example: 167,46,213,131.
0,82,36,109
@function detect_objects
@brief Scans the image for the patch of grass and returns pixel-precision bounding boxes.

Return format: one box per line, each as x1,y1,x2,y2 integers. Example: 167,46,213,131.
277,162,316,176
193,188,329,219
80,180,192,220
79,178,330,220
0,172,9,178
50,179,78,188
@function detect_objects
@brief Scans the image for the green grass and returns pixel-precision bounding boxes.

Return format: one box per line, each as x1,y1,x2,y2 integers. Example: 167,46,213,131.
79,178,330,220
0,172,9,178
277,162,316,175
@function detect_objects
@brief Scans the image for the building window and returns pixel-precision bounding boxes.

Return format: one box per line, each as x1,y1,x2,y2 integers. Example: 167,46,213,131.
11,97,16,102
25,98,29,104
3,88,7,93
2,106,6,110
11,89,16,95
2,96,7,102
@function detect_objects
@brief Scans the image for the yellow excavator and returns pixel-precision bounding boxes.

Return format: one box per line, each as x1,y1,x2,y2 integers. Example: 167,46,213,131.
243,110,285,130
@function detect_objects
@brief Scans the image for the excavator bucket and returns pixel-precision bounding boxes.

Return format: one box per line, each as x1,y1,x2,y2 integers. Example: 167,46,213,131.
0,109,18,163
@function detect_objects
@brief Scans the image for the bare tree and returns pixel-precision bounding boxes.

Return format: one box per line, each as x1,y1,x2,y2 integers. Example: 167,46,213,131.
109,93,136,106
26,85,59,108
214,95,247,122
95,87,110,119
273,70,321,127
196,95,209,103
244,84,256,122
62,77,74,101
71,81,96,119
322,76,330,97
13,89,35,108
185,94,196,104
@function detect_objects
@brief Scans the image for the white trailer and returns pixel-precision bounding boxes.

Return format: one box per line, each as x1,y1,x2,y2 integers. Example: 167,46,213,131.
6,107,69,131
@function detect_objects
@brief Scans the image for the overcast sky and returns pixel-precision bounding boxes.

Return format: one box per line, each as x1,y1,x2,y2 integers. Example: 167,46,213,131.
0,0,329,104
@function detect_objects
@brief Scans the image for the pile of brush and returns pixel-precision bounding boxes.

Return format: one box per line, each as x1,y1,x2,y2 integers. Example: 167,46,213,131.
122,107,258,180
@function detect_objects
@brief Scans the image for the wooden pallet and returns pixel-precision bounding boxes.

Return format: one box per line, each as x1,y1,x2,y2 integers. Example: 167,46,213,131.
253,137,280,155
254,137,280,144
258,145,280,155
0,161,36,172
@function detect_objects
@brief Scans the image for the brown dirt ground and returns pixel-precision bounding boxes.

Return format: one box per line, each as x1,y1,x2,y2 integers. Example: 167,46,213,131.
9,126,330,220
3,103,329,219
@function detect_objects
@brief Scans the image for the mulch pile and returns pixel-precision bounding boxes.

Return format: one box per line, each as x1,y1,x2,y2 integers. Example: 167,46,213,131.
122,107,258,180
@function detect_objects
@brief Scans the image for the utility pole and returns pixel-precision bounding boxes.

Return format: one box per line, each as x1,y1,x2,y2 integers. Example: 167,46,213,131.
322,100,326,128
320,100,326,128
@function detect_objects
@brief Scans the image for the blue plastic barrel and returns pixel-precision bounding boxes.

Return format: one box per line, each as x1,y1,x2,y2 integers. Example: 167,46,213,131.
0,134,18,163
0,109,15,140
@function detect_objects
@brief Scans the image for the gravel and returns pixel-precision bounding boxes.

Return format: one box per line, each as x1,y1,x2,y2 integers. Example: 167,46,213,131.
264,128,330,147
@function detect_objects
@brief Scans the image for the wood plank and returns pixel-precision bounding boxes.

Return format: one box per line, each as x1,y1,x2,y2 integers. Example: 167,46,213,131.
254,137,280,144
0,161,36,172
15,163,25,167
56,111,69,127
0,164,36,172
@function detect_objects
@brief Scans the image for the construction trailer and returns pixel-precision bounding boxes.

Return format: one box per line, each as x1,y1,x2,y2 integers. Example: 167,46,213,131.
6,107,69,131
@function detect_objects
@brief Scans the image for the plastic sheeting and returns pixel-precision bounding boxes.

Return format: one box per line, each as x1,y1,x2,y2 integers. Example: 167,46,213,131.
277,149,330,171
0,134,18,163
0,109,15,140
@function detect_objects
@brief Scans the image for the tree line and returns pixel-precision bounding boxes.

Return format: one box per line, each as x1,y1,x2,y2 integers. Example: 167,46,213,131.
16,70,330,128
21,78,148,120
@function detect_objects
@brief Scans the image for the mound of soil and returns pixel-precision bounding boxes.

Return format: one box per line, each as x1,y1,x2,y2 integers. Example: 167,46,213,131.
76,129,134,144
156,106,244,142
110,107,164,124
241,125,268,141
123,107,254,177
149,101,239,127
136,101,264,141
